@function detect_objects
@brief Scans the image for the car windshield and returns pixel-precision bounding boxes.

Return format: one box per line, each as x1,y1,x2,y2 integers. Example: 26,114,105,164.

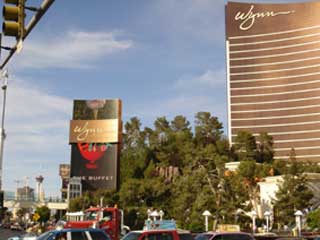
195,234,213,240
36,231,55,240
121,232,142,240
179,233,193,240
213,234,253,240
85,210,98,220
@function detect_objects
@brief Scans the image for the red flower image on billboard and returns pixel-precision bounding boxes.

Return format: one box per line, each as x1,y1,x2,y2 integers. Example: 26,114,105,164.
77,143,110,169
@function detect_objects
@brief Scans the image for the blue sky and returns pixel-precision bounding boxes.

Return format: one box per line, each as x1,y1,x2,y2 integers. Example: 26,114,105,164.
0,0,304,197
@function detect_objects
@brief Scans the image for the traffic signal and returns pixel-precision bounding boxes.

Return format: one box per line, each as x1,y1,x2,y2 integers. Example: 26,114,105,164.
2,0,25,39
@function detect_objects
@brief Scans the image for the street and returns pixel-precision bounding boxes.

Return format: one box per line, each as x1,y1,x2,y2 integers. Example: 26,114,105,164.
0,228,25,239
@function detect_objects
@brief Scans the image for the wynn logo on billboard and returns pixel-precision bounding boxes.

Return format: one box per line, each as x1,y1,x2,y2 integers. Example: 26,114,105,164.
226,1,320,162
69,99,122,191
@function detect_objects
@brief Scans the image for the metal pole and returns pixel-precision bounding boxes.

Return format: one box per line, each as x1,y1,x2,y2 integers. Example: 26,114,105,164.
252,214,256,234
205,215,208,232
0,72,8,191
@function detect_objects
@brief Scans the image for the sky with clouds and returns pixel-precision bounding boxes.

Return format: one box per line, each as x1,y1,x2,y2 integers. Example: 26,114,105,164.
0,0,305,197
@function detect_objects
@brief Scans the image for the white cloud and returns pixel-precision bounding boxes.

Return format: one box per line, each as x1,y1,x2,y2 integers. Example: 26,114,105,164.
14,30,133,69
0,78,72,195
4,78,72,153
174,69,226,90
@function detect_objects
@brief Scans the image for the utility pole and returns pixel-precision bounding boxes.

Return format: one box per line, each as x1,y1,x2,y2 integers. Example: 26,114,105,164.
0,70,8,192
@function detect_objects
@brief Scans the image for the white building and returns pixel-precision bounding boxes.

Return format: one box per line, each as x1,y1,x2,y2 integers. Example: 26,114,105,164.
225,162,320,214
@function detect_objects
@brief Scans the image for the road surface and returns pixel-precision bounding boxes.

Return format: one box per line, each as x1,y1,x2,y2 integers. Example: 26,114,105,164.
0,228,25,239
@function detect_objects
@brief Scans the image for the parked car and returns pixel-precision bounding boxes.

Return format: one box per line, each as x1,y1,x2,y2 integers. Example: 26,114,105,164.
36,228,111,240
195,231,254,240
178,230,194,240
3,222,12,228
7,233,38,240
121,229,181,240
10,222,24,231
22,233,38,240
7,236,21,240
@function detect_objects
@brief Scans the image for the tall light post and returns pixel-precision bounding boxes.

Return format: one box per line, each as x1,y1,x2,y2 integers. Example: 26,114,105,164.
264,211,271,233
159,210,164,221
150,210,159,221
202,210,212,232
295,210,303,236
251,210,257,234
0,69,8,193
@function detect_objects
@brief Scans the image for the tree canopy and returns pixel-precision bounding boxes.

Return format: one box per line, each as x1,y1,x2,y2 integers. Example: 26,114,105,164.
69,112,317,231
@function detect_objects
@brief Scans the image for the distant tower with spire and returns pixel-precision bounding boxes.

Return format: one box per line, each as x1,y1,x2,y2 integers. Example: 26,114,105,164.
35,175,44,202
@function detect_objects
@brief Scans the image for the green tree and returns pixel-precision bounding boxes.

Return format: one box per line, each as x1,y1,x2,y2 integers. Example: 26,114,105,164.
121,117,149,183
256,132,274,163
237,161,261,217
171,166,215,230
35,206,51,223
16,208,28,222
194,112,223,145
233,131,257,161
273,173,313,227
307,208,320,230
68,191,95,212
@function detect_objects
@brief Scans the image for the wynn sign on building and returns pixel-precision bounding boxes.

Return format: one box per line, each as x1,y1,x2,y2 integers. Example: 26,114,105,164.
226,1,320,161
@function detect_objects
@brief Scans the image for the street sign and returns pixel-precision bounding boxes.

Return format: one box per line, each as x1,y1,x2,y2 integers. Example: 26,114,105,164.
33,213,40,221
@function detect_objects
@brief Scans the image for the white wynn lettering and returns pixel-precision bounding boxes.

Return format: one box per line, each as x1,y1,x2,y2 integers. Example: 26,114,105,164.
235,5,295,30
73,121,109,141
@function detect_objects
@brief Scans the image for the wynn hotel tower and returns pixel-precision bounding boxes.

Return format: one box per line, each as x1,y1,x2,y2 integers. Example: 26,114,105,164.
226,1,320,161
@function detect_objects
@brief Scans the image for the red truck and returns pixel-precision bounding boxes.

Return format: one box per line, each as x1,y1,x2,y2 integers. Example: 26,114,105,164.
65,206,130,240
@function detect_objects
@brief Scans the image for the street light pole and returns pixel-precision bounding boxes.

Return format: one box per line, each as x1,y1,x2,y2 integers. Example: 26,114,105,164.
252,210,257,234
295,210,303,236
0,69,8,192
202,210,212,232
264,211,271,233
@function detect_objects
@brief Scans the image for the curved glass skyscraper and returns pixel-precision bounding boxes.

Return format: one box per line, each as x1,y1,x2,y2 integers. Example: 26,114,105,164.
226,1,320,161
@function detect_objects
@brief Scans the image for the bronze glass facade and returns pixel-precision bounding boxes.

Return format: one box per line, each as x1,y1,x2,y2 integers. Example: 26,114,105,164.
226,1,320,161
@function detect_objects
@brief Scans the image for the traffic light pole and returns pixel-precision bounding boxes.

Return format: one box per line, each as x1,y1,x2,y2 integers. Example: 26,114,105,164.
0,0,55,70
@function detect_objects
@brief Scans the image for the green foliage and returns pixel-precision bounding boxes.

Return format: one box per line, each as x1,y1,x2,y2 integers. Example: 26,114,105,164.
68,113,315,232
272,159,287,175
256,132,274,163
307,208,320,230
35,206,50,223
194,112,223,145
273,173,313,226
16,208,28,218
233,131,257,161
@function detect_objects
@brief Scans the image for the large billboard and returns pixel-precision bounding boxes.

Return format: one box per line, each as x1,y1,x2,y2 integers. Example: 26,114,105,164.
226,1,320,161
69,99,122,191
